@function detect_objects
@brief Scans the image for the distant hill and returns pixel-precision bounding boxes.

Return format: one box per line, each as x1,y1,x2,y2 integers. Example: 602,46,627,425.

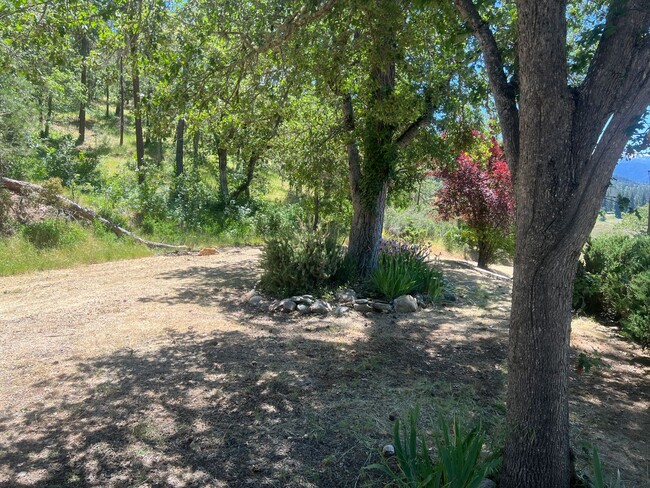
613,157,650,183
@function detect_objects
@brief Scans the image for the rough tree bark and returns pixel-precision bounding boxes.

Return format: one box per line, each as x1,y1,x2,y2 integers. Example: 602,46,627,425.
230,155,258,200
77,34,89,146
343,91,391,279
175,117,186,177
342,1,438,279
218,148,228,198
453,0,650,486
131,53,145,184
343,3,398,278
105,80,110,118
119,54,125,146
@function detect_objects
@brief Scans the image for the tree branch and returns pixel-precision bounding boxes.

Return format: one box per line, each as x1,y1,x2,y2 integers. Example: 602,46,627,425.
252,0,338,56
453,0,520,174
395,113,431,147
575,0,650,166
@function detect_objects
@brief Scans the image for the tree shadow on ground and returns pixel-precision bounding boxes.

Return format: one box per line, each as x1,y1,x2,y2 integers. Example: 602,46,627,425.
0,321,509,487
2,254,646,486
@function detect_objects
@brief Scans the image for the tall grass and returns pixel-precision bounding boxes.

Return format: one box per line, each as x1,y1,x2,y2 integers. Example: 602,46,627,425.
0,224,152,276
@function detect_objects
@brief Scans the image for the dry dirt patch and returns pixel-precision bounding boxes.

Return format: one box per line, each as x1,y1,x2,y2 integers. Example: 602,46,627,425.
0,248,647,487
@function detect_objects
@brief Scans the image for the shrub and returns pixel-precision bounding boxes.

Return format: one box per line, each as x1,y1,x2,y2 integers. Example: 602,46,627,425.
0,188,11,235
371,240,444,300
433,135,515,268
36,135,101,187
367,407,499,488
21,218,85,249
574,234,650,347
259,226,345,296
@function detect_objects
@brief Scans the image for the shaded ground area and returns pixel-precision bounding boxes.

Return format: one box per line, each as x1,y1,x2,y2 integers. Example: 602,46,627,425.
0,249,648,487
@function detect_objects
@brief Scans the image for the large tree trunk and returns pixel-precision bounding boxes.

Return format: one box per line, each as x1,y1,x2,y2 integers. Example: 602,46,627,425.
175,117,186,177
476,235,493,270
454,1,650,486
348,182,389,277
343,5,399,278
131,55,145,184
218,148,228,198
231,155,258,200
77,35,89,146
105,80,110,118
40,92,53,139
119,54,125,146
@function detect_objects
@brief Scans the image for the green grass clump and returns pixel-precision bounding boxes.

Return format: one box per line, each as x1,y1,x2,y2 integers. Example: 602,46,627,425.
1,222,152,276
21,218,85,249
370,240,444,301
367,406,499,488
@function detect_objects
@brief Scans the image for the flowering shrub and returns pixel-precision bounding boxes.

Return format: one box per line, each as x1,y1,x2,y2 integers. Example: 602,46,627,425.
434,136,515,268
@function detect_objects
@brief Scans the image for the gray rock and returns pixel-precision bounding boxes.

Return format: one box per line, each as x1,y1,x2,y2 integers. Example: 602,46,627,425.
248,295,263,306
394,295,418,313
310,300,330,314
372,302,392,313
334,306,349,317
354,298,369,305
291,296,314,306
443,292,457,302
242,289,258,304
382,444,395,457
297,304,310,314
279,299,297,312
354,302,374,313
477,480,496,488
336,289,357,303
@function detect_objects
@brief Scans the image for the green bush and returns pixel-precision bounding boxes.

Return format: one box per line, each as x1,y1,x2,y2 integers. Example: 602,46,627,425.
259,226,345,296
21,218,85,249
34,135,102,187
575,234,650,347
371,240,444,300
367,407,499,488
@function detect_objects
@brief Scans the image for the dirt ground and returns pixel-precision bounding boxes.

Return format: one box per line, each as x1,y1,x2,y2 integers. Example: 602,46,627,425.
0,248,648,487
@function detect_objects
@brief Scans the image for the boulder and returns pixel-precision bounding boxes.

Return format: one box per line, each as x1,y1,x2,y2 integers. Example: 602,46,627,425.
394,295,418,313
372,301,392,313
279,299,297,313
334,306,349,317
336,289,357,303
310,300,330,314
354,302,374,313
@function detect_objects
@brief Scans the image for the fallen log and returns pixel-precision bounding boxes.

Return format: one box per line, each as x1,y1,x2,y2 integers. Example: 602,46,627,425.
1,177,190,250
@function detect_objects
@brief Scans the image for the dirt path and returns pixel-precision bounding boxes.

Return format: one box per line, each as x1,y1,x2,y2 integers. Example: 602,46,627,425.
0,249,648,487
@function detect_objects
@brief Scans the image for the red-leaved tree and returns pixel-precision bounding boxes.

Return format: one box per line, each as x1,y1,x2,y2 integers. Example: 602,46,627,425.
434,137,515,268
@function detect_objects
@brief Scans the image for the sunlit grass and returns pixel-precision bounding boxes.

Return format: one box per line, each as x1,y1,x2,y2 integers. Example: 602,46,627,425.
591,213,622,238
0,228,152,276
258,173,289,202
